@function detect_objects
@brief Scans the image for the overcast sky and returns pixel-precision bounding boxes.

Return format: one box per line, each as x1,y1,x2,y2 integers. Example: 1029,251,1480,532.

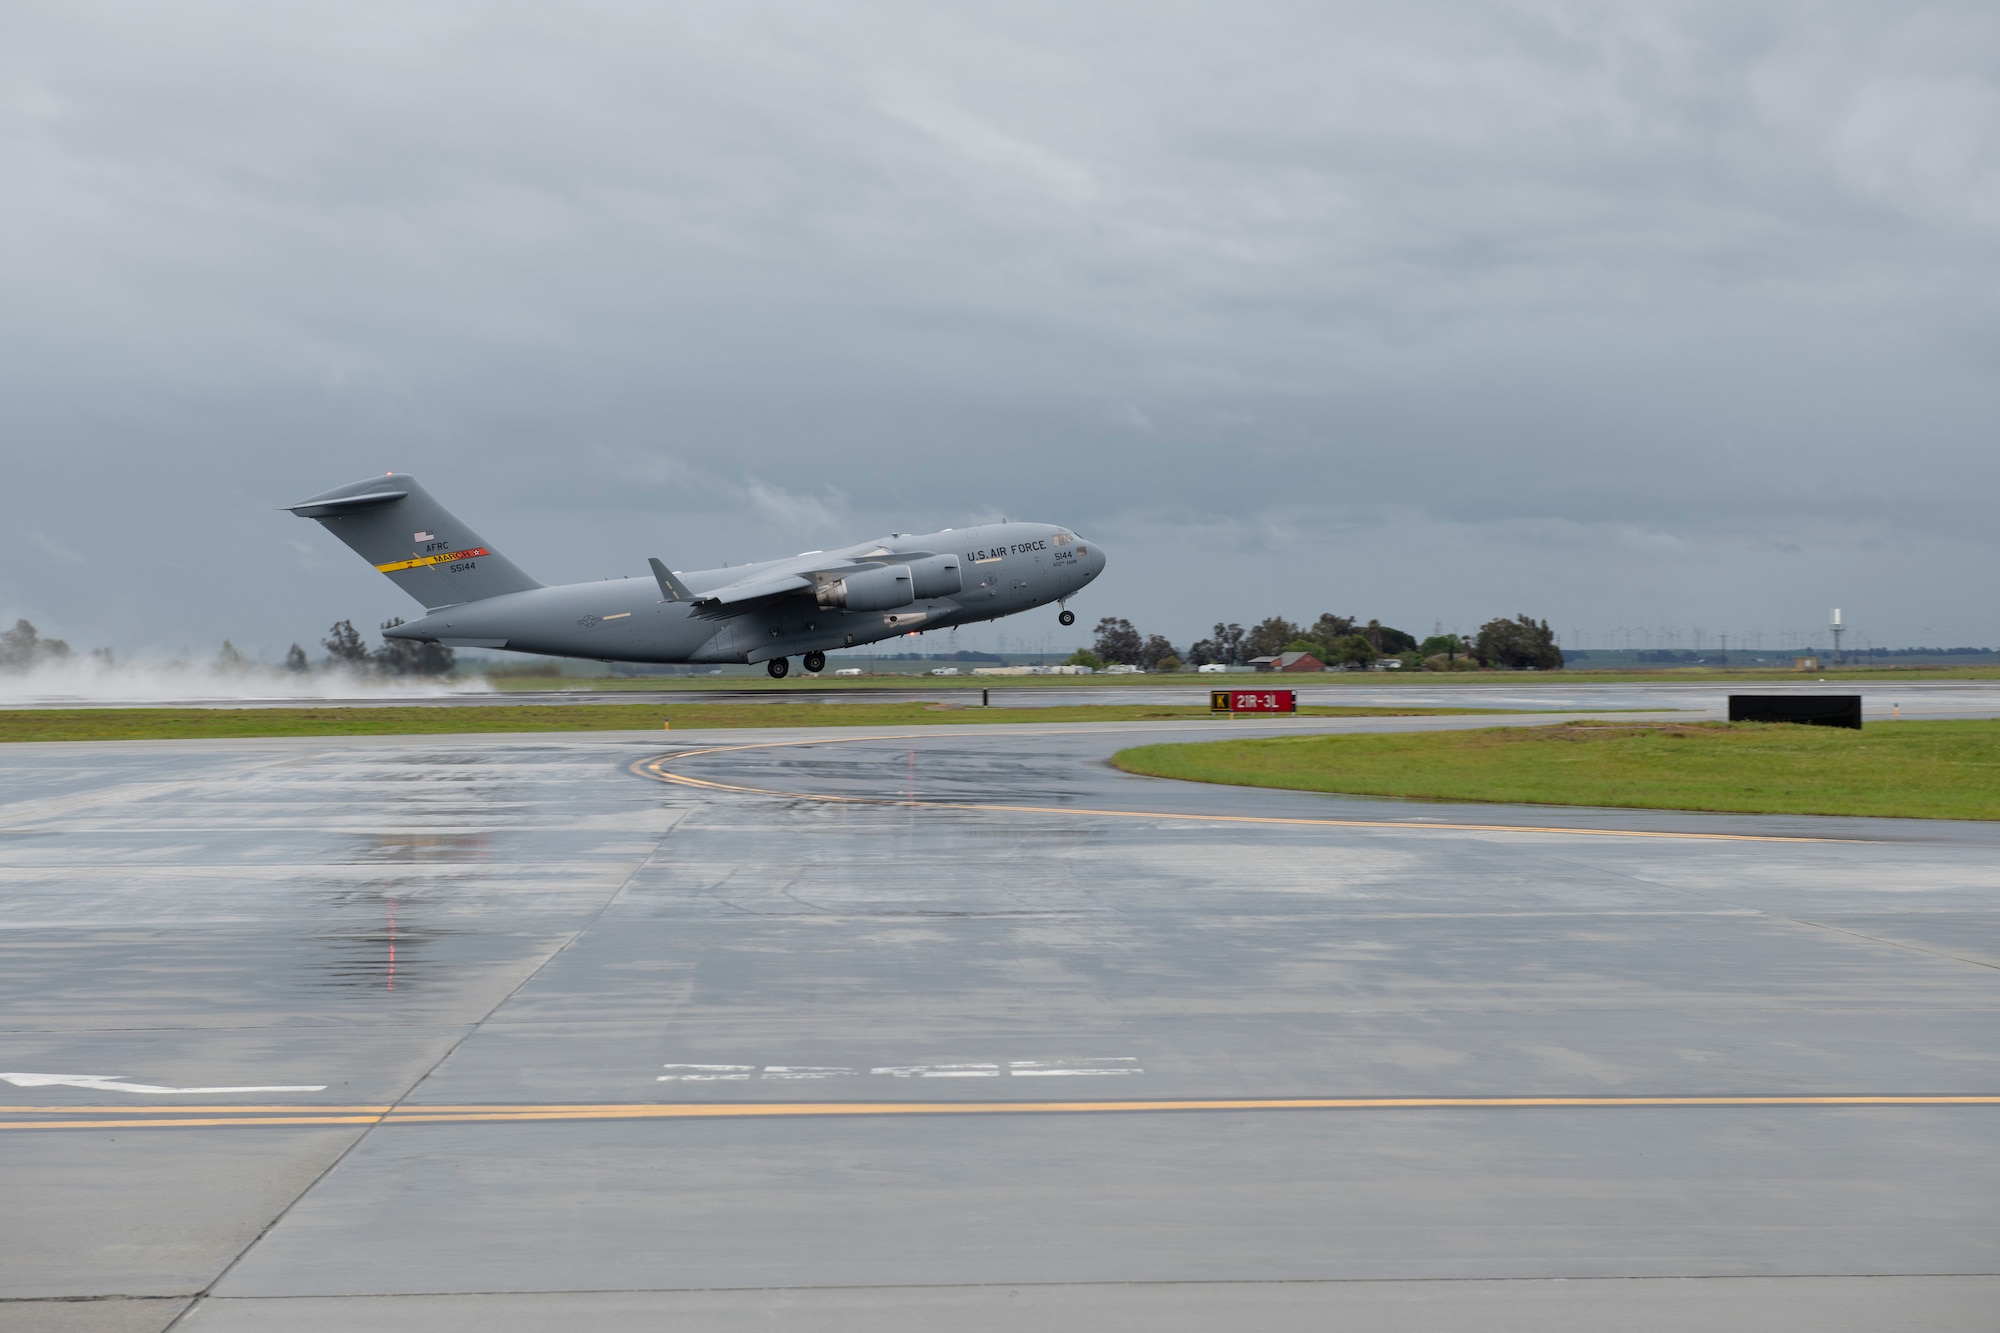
6,1,1999,661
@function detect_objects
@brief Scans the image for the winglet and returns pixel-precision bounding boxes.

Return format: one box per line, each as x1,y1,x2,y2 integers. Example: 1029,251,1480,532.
649,558,696,603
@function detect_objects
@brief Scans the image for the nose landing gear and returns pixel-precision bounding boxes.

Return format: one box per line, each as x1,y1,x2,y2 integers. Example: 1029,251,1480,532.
1058,609,1076,627
767,657,790,679
802,650,826,674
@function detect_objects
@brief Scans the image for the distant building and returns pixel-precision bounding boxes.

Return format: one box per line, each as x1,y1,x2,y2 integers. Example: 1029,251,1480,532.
1251,652,1325,673
1793,656,1821,671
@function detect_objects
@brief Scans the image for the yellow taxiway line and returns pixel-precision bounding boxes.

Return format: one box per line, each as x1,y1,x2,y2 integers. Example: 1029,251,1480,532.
629,734,1870,844
5,1094,1996,1131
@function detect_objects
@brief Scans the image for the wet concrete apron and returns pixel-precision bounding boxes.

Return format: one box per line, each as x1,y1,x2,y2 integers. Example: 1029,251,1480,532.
1,721,1995,1330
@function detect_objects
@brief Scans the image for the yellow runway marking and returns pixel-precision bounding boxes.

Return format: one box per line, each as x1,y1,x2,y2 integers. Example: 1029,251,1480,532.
5,1094,1995,1131
630,734,1870,844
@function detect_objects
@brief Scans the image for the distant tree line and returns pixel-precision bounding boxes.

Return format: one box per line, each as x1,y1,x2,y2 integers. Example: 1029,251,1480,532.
1469,616,1562,670
0,617,457,678
0,619,71,670
226,619,456,676
0,619,113,671
1570,648,1712,664
317,619,455,677
1068,612,1563,672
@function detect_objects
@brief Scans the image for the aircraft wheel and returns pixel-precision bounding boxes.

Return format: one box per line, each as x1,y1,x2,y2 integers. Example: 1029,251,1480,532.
767,657,790,679
1058,609,1076,626
802,650,826,674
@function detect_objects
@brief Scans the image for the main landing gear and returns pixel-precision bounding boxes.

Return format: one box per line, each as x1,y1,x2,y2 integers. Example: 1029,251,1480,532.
769,650,826,678
1058,609,1076,626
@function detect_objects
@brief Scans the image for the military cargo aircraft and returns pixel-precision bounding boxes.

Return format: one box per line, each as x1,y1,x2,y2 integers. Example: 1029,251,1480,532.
288,473,1106,677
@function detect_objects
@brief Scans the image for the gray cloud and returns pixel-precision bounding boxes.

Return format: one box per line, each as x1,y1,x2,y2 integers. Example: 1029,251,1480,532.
4,1,1999,656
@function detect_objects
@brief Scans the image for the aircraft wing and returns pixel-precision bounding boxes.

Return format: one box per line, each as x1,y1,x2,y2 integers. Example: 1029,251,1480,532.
668,552,927,612
691,572,815,608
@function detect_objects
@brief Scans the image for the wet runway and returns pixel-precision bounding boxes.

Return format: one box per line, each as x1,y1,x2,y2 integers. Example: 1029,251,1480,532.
15,677,2000,718
2,717,1997,1330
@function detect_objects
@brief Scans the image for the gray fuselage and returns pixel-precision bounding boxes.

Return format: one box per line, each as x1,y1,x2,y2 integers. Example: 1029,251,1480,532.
385,521,1106,665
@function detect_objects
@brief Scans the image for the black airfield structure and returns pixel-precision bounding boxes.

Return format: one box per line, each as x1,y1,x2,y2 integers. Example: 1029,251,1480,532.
1728,695,1863,729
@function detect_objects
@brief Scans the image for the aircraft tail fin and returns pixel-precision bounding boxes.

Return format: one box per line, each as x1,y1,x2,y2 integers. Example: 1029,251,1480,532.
286,474,542,609
648,557,695,603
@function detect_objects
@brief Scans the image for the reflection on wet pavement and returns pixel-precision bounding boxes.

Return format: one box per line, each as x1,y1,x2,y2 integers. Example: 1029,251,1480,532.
2,725,1998,1322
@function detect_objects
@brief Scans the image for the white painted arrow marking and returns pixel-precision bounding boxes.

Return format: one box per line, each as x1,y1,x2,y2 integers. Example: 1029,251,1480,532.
1009,1058,1142,1077
0,1073,328,1095
660,1058,1144,1082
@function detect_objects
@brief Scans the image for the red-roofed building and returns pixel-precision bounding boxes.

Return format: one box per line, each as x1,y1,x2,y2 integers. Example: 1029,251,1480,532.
1250,651,1325,672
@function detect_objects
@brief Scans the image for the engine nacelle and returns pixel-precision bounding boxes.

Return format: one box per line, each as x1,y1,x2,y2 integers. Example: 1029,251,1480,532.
817,564,912,612
908,554,962,598
816,555,962,611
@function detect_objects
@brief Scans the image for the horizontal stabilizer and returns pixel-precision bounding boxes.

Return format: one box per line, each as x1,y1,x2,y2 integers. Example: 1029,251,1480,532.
287,473,541,609
284,490,408,515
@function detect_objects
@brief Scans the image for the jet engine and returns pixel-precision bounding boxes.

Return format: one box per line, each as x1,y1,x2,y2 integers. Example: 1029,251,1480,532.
907,554,962,598
817,564,912,612
817,555,962,612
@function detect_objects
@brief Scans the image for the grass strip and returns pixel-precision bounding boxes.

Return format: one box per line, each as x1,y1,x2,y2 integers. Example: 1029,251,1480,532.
1112,719,2000,821
0,702,1521,743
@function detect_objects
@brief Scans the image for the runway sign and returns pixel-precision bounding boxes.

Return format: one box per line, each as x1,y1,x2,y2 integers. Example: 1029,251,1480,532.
1728,694,1862,729
1212,689,1296,714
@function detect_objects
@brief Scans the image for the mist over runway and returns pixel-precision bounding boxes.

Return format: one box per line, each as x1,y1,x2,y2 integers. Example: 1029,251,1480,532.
2,719,1997,1330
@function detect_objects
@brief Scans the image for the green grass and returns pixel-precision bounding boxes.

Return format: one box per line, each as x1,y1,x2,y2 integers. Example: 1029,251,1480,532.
1112,719,2000,821
0,702,1522,743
